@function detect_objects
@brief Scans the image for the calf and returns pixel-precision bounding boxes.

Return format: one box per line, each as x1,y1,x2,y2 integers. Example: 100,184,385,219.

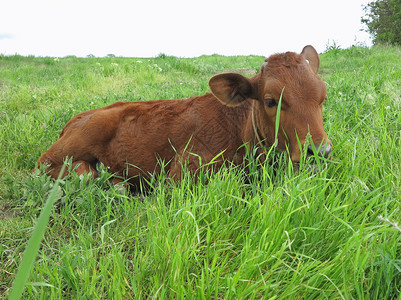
36,45,332,186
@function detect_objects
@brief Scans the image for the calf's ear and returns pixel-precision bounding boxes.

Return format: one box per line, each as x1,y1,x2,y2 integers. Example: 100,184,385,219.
301,45,320,74
209,73,256,106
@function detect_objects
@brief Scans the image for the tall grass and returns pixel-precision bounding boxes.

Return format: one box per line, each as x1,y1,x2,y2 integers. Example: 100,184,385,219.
8,165,66,300
1,46,401,298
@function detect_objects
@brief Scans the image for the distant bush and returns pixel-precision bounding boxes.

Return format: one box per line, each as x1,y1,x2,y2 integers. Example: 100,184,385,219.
362,0,401,45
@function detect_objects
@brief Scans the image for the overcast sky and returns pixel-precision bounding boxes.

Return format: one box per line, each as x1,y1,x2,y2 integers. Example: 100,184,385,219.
1,0,372,58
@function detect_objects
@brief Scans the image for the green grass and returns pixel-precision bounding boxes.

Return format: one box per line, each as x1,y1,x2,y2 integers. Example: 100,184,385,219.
1,46,401,298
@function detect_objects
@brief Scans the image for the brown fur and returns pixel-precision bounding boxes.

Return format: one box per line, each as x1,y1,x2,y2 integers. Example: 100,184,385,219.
36,46,332,186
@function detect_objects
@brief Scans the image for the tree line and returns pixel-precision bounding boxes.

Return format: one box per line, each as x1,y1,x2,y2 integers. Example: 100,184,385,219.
362,0,401,45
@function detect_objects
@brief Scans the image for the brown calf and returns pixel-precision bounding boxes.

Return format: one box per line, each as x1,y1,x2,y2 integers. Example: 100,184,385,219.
37,45,332,186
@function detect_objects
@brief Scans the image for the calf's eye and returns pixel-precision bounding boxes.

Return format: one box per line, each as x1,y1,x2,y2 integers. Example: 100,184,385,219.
265,98,277,108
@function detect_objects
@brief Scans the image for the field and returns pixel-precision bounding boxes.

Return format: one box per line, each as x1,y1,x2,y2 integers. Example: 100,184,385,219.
1,46,401,298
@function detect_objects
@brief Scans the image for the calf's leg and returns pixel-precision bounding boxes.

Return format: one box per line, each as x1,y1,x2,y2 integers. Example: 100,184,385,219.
71,160,98,178
38,157,98,179
37,135,99,179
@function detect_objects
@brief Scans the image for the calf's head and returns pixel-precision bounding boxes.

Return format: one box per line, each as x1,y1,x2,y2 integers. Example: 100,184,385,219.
209,45,332,163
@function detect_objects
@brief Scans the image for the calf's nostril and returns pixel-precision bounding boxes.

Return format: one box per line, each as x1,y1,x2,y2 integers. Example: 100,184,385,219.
307,144,315,157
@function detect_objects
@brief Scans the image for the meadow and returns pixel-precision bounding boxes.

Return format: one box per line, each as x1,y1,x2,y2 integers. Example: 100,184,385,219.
1,45,400,298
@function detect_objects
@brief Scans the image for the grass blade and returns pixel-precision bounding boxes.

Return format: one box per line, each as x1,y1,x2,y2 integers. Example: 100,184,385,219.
9,165,66,300
274,87,285,147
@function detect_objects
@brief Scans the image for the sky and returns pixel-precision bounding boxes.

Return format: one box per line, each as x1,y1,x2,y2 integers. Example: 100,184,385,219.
1,0,372,58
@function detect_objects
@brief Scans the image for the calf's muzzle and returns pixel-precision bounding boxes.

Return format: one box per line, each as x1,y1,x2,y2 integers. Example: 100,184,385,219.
306,142,333,159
